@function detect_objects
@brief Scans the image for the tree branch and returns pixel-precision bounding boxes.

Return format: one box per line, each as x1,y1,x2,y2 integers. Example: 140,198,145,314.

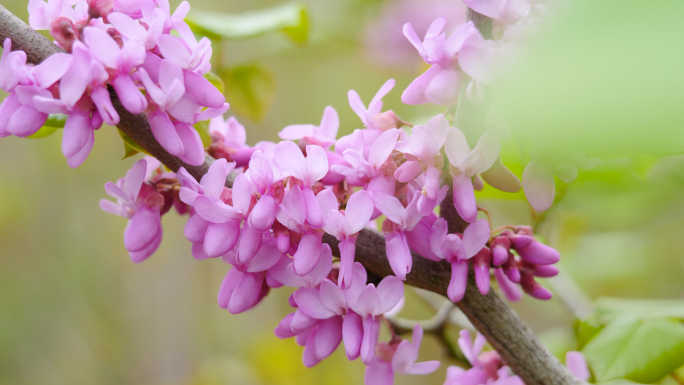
0,5,580,384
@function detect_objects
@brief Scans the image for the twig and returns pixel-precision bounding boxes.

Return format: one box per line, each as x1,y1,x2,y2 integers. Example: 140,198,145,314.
0,5,580,384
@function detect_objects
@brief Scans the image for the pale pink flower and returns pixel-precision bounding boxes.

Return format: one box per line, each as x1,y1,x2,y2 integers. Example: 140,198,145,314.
395,114,451,214
402,20,480,105
83,26,148,114
320,189,374,289
348,79,403,131
364,325,440,385
279,106,339,150
100,159,165,262
445,128,500,222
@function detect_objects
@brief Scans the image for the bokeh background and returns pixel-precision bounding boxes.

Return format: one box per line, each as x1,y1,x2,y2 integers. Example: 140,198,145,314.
1,0,684,384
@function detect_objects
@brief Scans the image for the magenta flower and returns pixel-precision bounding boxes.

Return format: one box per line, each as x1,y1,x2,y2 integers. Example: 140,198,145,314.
364,324,440,385
100,159,165,262
278,106,339,149
402,19,480,105
267,244,333,289
321,189,374,289
445,127,500,223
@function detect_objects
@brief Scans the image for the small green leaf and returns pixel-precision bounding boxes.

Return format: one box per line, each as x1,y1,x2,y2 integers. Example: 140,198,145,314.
593,297,684,324
186,3,309,42
203,71,225,94
122,143,139,159
220,65,275,122
195,120,212,149
582,316,684,383
28,125,60,139
27,114,68,139
117,129,151,159
575,315,605,349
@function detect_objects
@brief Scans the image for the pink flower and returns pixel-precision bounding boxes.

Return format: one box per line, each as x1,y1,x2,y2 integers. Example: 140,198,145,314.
445,128,500,223
395,114,450,214
364,325,440,385
347,274,404,364
373,191,423,280
83,26,148,114
402,19,480,105
208,115,262,167
565,351,589,381
434,219,491,301
333,128,400,183
28,0,88,31
362,0,466,71
348,79,403,131
108,10,164,51
320,189,374,288
278,106,339,149
100,159,165,262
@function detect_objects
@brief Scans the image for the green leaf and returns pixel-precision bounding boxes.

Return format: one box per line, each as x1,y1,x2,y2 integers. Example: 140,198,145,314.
27,114,68,139
117,129,151,159
195,120,212,149
582,316,684,383
575,315,605,350
203,71,225,94
220,65,275,122
186,3,309,42
593,297,684,324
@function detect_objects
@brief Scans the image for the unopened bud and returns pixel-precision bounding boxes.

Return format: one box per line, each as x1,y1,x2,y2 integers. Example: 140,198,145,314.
88,0,114,21
369,110,410,131
49,17,79,53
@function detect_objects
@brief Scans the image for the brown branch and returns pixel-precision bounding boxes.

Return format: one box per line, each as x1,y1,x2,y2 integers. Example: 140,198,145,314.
0,5,581,384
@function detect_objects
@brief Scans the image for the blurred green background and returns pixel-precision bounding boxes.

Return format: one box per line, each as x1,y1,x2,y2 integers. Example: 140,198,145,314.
1,0,684,384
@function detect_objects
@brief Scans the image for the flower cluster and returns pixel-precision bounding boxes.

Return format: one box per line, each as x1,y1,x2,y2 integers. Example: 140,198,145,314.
445,330,589,384
98,79,564,382
1,0,582,383
0,0,228,167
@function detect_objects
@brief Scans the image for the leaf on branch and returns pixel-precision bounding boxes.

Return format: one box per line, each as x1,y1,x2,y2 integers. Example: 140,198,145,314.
28,114,67,139
186,3,310,43
118,129,151,159
220,65,275,122
581,316,684,383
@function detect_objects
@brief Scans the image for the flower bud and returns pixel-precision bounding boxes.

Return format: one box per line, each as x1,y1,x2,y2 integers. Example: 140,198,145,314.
513,237,560,265
520,271,552,300
368,110,409,131
490,236,511,266
88,0,114,21
473,247,492,295
49,17,79,53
